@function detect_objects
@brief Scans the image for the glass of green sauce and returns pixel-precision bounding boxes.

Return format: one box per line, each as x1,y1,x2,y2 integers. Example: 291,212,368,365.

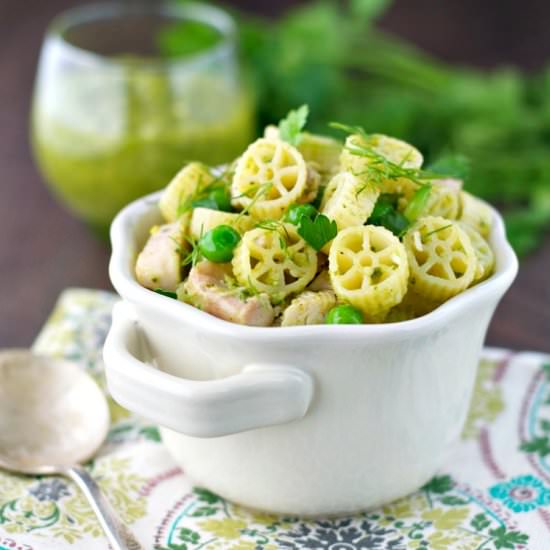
31,2,255,237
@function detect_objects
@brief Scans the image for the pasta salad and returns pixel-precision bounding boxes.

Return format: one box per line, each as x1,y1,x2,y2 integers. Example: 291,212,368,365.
135,106,495,326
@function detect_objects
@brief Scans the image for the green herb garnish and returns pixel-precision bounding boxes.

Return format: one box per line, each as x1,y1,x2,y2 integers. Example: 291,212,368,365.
423,224,453,238
181,234,202,268
404,184,432,222
330,122,443,189
255,220,291,255
235,182,274,221
159,0,550,256
177,169,234,217
278,104,309,146
297,213,337,251
367,194,409,237
154,288,177,299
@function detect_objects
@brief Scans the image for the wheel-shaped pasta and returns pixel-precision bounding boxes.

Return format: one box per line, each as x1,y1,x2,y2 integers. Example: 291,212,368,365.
328,225,409,318
159,162,214,222
232,224,317,302
263,127,342,175
423,181,461,219
231,138,307,220
459,222,495,283
340,133,423,174
320,171,379,253
459,191,493,238
404,216,478,301
280,290,337,326
189,208,255,240
340,133,423,201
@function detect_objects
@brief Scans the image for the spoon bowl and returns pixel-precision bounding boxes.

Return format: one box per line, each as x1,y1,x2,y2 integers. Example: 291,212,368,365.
0,349,109,474
0,349,143,550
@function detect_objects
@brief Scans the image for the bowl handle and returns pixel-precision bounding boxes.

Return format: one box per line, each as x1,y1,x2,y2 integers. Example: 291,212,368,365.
103,302,314,438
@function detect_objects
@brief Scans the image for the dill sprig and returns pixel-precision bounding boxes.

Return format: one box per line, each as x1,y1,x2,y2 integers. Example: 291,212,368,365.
423,223,453,239
181,234,201,267
255,219,291,255
330,122,446,189
235,181,274,221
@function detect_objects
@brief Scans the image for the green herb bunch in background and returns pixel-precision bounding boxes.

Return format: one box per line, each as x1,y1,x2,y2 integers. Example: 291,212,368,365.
161,0,550,256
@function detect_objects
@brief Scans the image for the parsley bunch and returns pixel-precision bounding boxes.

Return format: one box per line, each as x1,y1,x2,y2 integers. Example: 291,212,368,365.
160,0,550,256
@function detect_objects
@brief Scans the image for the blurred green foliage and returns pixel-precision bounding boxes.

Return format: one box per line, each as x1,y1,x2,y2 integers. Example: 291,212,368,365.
162,0,550,256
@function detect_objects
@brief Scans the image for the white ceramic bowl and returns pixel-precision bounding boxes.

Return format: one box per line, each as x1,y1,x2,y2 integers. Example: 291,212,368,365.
103,191,518,516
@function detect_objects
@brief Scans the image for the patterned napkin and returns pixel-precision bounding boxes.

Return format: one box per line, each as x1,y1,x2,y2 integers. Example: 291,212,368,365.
0,289,549,550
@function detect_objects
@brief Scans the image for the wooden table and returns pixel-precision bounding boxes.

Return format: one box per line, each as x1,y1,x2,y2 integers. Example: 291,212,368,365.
1,0,549,351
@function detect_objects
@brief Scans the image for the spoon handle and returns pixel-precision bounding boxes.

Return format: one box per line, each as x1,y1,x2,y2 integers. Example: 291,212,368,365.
65,466,144,550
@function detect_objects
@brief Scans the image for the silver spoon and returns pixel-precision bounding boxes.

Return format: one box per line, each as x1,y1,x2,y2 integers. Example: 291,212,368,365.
0,349,144,550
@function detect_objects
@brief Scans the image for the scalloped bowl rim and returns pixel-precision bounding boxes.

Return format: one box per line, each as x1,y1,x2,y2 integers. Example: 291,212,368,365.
109,191,518,342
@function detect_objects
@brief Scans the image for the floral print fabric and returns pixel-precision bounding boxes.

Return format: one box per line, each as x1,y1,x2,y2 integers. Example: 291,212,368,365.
0,289,548,549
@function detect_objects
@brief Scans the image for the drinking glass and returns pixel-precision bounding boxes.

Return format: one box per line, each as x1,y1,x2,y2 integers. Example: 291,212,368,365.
31,2,255,236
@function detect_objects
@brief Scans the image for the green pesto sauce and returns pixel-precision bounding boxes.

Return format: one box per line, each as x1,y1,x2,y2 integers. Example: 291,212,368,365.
32,63,255,237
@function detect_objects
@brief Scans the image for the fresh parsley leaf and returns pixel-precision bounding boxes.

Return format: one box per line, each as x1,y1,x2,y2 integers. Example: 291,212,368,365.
154,288,178,299
297,213,337,251
279,104,309,146
368,195,409,237
404,184,432,222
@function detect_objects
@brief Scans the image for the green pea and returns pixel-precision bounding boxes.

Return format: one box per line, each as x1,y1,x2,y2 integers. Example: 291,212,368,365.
209,186,233,212
326,304,364,325
284,203,318,225
198,225,241,263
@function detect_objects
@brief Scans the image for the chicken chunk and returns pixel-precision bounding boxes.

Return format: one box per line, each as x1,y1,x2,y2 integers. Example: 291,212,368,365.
182,261,274,326
135,222,183,291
